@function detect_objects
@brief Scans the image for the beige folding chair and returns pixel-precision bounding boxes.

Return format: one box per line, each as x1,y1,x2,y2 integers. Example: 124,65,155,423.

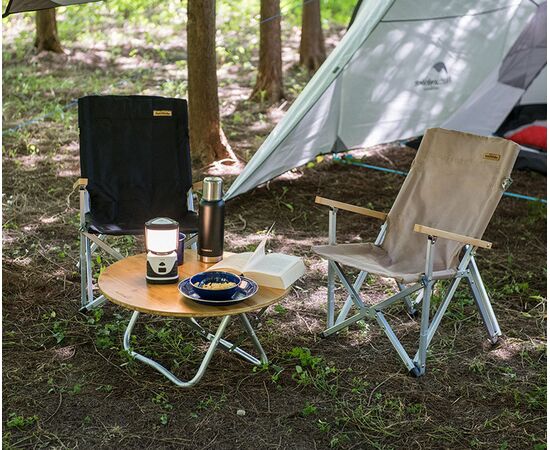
313,128,519,376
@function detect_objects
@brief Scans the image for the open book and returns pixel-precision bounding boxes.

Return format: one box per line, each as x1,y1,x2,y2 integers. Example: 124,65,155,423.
206,227,305,290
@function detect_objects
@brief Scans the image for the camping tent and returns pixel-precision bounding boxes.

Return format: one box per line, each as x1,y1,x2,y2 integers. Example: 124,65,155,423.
225,0,546,200
2,0,100,17
4,0,546,186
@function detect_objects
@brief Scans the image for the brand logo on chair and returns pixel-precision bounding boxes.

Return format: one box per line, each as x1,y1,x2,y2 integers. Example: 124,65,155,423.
483,153,501,161
153,110,173,117
415,62,452,91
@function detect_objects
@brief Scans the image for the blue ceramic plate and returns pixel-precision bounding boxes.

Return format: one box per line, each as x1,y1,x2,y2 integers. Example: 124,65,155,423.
179,276,259,306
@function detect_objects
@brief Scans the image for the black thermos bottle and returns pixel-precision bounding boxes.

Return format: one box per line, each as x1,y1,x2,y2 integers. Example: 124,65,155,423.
198,177,225,263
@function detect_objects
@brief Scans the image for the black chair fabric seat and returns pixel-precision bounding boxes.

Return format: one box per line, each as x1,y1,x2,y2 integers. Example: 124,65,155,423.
86,211,199,236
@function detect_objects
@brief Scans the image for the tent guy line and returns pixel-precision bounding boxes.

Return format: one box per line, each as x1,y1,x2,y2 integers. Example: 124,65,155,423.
4,108,544,205
260,0,317,25
2,70,150,135
224,0,546,200
4,0,545,204
2,99,78,135
333,155,547,203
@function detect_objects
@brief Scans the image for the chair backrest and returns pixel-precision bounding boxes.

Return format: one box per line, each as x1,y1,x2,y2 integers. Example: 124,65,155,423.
79,95,192,228
382,128,519,273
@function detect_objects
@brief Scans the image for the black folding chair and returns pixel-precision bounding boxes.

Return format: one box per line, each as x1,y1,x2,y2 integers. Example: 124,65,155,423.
75,95,198,311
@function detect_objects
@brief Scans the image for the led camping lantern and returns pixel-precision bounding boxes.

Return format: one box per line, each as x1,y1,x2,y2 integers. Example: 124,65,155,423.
145,218,179,284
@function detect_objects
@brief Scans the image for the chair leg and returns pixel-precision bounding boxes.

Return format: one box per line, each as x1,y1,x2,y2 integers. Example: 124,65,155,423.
374,311,417,373
84,235,94,302
79,230,88,309
323,278,423,338
327,260,336,328
467,258,501,343
82,294,107,312
77,188,110,312
336,271,368,324
413,236,436,376
374,282,433,378
184,233,198,250
322,265,371,337
424,277,461,348
331,244,485,377
416,281,434,376
397,282,419,316
78,231,107,312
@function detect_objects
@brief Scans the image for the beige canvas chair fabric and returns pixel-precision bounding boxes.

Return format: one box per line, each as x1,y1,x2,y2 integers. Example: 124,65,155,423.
314,128,519,283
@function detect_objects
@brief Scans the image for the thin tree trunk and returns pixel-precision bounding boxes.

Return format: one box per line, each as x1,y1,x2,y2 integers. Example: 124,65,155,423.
35,9,63,54
250,0,284,104
299,0,325,73
187,0,234,163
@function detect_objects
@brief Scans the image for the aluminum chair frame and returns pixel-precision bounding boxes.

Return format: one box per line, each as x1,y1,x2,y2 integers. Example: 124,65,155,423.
318,201,501,377
77,178,198,312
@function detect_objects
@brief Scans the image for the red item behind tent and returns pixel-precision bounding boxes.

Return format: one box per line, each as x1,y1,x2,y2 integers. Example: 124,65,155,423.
505,122,547,151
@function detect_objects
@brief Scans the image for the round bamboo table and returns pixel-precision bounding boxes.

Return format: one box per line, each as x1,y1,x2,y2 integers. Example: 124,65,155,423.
98,250,289,387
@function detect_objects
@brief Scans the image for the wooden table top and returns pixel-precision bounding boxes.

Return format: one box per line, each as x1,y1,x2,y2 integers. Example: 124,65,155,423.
98,250,289,318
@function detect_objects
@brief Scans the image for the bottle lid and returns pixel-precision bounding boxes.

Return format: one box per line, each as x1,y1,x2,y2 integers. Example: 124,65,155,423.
203,177,223,201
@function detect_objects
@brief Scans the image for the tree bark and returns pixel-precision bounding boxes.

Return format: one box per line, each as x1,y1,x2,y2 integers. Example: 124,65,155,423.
299,0,325,73
250,0,284,104
35,9,63,54
187,0,233,163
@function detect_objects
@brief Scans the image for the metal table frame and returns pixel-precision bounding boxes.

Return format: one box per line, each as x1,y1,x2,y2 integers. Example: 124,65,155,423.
123,310,268,388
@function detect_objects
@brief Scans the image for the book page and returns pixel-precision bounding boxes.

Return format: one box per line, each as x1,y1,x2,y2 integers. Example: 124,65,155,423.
244,254,305,289
206,223,305,288
207,252,252,274
245,253,299,276
242,223,274,273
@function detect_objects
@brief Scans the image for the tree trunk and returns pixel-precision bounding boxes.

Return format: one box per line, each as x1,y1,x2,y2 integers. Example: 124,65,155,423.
35,9,63,54
299,0,325,73
187,0,234,164
250,0,284,104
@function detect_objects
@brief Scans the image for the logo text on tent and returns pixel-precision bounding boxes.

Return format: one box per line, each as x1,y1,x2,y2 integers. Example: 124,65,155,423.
415,62,452,90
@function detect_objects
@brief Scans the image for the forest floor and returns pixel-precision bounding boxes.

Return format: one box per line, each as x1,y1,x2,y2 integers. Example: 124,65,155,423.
2,5,547,450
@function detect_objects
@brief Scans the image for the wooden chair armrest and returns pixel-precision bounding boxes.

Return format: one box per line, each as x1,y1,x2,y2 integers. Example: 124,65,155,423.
73,178,88,190
414,224,492,249
315,196,387,220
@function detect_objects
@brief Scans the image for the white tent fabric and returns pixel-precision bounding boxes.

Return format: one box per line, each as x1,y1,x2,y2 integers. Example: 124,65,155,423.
443,1,547,135
520,66,547,105
225,0,545,200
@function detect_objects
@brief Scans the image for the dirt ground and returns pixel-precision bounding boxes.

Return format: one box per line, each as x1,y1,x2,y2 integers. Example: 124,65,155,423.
2,10,547,450
3,134,547,449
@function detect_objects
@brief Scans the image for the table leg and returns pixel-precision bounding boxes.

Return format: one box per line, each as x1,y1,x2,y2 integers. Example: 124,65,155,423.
123,311,231,388
123,311,269,387
184,315,268,366
239,313,268,365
